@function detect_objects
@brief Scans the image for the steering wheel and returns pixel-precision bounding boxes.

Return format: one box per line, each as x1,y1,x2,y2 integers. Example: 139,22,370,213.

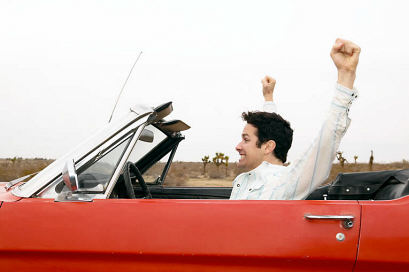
123,161,152,199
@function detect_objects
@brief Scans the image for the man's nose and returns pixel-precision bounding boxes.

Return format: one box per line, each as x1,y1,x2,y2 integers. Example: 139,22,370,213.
235,142,242,152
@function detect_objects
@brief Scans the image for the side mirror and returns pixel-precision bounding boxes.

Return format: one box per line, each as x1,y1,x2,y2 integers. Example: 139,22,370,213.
139,129,154,143
62,159,79,191
56,160,93,202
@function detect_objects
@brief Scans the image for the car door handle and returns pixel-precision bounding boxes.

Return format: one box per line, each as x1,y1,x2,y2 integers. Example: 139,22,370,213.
304,214,354,229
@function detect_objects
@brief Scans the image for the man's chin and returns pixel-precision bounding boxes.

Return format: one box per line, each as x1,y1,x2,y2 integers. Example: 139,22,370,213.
237,161,247,170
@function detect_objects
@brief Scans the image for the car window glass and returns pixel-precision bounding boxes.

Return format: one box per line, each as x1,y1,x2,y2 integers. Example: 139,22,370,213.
76,136,131,192
127,125,167,163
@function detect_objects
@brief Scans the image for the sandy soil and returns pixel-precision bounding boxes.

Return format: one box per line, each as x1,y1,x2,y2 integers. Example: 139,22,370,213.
180,178,233,187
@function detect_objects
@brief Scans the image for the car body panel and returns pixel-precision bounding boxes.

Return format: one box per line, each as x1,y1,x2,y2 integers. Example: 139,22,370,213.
0,182,21,202
355,197,409,271
0,199,360,271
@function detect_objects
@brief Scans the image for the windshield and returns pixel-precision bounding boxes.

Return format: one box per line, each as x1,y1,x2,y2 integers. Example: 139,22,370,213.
76,136,132,191
13,108,150,198
37,134,133,198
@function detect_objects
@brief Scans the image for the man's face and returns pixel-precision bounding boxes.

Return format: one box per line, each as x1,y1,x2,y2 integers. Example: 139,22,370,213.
236,123,265,171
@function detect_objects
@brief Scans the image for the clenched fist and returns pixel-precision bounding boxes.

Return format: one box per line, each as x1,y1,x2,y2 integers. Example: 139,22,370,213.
261,75,276,102
330,38,361,89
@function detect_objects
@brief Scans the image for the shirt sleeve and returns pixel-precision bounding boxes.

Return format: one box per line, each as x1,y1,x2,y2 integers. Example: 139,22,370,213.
263,101,277,113
264,83,358,200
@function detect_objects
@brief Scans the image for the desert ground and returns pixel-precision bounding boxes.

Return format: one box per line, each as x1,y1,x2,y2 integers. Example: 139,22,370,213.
1,158,408,187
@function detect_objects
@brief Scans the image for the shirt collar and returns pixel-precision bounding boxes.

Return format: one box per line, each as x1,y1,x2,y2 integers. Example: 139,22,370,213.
246,161,285,175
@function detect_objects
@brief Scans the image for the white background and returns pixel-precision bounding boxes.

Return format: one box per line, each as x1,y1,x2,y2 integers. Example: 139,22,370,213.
1,0,408,163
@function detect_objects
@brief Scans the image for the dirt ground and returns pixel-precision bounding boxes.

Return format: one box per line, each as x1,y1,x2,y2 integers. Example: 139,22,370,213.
180,178,233,187
1,158,408,187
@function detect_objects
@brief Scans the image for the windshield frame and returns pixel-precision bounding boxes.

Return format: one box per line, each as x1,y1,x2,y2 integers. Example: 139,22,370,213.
12,106,153,198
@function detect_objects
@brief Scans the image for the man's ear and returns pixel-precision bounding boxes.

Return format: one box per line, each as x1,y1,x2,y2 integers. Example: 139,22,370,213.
263,140,276,155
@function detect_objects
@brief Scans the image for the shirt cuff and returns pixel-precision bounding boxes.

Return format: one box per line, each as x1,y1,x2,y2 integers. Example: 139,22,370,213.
333,83,358,109
263,101,277,113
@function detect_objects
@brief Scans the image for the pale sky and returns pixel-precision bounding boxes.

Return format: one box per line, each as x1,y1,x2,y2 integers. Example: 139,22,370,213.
1,0,409,163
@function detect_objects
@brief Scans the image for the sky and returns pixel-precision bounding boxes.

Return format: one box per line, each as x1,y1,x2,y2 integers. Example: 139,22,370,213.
0,0,409,163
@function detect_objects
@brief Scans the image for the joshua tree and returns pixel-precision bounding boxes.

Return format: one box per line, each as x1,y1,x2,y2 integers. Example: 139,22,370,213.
336,151,348,168
354,155,358,164
201,155,210,175
212,152,225,171
224,155,229,176
369,150,374,170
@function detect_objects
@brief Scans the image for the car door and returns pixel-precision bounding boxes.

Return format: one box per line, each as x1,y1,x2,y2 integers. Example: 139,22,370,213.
354,196,409,271
0,199,360,272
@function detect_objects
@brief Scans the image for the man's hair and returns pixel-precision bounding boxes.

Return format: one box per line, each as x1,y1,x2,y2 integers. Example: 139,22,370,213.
242,111,293,163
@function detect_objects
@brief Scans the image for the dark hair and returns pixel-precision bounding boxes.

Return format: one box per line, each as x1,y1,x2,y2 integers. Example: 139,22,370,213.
242,111,293,163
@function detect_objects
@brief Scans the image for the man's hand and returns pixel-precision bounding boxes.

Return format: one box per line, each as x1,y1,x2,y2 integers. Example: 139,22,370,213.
261,75,276,102
330,38,361,89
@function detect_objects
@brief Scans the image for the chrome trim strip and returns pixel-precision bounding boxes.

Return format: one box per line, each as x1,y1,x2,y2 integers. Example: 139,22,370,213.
103,124,147,198
4,172,38,191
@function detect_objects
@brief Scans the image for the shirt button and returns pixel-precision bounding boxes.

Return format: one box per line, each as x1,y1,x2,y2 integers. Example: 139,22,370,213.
237,184,240,187
249,188,252,191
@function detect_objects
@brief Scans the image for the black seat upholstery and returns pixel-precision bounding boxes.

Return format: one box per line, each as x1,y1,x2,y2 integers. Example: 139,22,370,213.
306,169,409,200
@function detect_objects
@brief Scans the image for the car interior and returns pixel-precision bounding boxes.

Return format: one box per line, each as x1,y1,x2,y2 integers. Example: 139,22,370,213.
110,122,409,201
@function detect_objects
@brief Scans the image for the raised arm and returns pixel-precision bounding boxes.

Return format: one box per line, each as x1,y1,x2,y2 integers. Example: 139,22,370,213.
268,38,360,200
331,38,360,89
262,75,278,113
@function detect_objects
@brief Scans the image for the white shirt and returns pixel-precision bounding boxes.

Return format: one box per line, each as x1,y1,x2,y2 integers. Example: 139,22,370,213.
230,84,358,200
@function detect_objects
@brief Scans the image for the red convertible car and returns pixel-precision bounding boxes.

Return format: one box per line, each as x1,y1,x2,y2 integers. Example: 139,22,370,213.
1,102,409,271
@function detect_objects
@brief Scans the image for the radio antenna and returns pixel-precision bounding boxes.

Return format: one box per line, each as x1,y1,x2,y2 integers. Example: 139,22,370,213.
108,51,143,123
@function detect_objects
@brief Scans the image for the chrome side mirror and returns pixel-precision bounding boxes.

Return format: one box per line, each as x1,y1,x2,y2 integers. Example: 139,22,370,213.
62,159,79,191
139,129,154,143
56,159,93,202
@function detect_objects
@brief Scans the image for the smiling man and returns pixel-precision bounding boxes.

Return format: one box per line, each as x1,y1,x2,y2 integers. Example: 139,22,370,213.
230,38,360,200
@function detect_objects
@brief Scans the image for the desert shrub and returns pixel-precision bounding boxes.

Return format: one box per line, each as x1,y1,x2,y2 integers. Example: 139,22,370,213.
0,158,54,182
165,163,189,186
208,165,223,179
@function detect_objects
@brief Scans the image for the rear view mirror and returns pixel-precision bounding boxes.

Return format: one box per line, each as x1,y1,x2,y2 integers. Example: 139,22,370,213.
62,159,79,191
139,129,154,142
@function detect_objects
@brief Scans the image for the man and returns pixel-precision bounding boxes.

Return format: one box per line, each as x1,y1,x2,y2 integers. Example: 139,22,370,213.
230,38,360,200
